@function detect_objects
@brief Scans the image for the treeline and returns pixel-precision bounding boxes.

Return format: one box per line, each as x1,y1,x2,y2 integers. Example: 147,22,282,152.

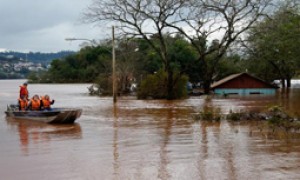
35,46,112,83
28,36,244,93
29,2,300,99
0,51,75,64
0,56,20,62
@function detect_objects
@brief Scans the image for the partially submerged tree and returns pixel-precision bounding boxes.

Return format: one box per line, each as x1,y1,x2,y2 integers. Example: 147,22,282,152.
137,35,197,99
246,6,300,87
84,0,190,99
164,0,274,93
115,39,141,94
84,0,274,97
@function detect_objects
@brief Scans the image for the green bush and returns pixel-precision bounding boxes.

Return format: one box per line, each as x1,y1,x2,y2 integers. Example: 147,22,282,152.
227,112,242,121
137,69,188,99
175,73,189,99
94,74,112,95
194,107,221,121
200,110,214,120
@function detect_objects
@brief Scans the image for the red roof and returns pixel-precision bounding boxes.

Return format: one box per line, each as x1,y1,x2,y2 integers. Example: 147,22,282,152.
211,73,278,89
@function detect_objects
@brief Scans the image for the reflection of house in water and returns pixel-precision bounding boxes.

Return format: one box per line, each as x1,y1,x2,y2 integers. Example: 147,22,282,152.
211,73,278,95
6,118,82,155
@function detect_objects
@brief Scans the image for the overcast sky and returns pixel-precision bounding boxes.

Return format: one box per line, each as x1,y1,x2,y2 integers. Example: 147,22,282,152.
0,0,110,53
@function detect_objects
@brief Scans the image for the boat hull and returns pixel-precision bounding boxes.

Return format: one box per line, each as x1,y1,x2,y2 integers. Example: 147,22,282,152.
5,106,82,124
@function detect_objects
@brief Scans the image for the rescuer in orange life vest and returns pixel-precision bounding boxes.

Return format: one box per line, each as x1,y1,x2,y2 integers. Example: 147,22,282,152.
19,82,29,99
41,95,55,110
18,95,28,111
27,94,41,111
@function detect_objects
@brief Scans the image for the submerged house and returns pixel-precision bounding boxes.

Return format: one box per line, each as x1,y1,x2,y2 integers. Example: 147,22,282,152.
211,73,278,95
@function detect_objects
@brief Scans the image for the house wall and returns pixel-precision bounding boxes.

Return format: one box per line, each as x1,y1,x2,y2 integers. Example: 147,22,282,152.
217,74,273,89
214,88,276,95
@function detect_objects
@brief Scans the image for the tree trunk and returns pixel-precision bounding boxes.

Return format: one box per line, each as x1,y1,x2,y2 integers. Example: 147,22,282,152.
286,78,291,88
203,80,211,94
281,78,286,88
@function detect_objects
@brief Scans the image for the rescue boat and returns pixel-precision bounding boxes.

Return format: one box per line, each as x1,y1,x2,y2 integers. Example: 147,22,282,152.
5,104,82,124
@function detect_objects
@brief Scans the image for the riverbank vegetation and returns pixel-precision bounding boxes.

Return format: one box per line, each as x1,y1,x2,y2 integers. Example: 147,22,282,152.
28,1,300,100
194,105,300,132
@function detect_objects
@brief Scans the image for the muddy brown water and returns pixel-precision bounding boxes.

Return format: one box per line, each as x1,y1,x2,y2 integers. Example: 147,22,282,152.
0,80,300,180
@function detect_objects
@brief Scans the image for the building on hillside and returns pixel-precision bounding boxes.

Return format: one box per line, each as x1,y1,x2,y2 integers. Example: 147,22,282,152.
211,73,278,95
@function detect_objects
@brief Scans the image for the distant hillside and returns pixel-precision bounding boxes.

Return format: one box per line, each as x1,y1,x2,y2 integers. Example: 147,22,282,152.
0,51,76,64
0,55,20,62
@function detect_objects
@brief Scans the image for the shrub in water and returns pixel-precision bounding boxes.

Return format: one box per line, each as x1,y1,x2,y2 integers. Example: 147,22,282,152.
137,69,188,99
94,74,112,95
194,107,221,121
227,112,242,121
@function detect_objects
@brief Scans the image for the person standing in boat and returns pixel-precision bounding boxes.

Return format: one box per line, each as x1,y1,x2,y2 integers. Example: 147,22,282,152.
27,94,41,111
41,95,55,110
18,95,28,111
19,82,29,99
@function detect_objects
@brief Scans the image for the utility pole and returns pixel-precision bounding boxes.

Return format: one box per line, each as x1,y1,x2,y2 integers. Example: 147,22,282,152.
65,29,117,103
112,26,117,103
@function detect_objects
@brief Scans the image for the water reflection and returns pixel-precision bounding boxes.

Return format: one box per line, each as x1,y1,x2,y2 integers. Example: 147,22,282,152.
157,107,173,180
113,104,120,180
105,97,300,179
1,80,300,179
6,118,82,155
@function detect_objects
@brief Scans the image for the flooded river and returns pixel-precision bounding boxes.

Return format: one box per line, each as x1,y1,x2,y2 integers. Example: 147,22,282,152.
0,80,300,180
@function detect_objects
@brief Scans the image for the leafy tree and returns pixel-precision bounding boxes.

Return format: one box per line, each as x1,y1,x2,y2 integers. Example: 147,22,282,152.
246,6,300,87
134,35,197,99
137,69,188,99
27,72,40,83
84,0,196,99
214,54,245,81
0,71,7,79
84,0,274,96
39,46,112,83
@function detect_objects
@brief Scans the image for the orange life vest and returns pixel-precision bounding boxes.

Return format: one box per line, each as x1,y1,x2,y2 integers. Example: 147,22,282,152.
18,98,28,110
41,97,51,108
30,99,41,110
20,85,29,98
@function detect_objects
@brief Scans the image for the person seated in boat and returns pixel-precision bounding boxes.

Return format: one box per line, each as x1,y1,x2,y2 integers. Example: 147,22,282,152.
19,82,29,99
18,95,28,111
27,94,41,111
41,95,55,110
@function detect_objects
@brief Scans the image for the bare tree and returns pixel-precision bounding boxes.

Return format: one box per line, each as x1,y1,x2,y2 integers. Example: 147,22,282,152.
84,0,274,96
164,0,274,93
84,0,189,99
